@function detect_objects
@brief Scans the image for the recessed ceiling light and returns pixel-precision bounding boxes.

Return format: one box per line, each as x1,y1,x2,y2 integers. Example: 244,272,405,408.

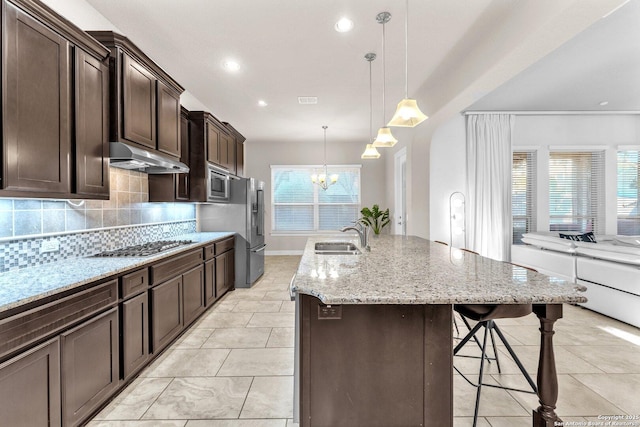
335,17,354,33
258,100,268,107
599,101,609,106
223,60,240,72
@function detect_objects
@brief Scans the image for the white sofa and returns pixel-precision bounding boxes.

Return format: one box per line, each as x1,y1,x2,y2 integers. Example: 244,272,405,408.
512,232,640,328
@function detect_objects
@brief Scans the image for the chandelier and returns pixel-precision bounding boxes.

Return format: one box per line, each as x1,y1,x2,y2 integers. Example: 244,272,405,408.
311,125,338,190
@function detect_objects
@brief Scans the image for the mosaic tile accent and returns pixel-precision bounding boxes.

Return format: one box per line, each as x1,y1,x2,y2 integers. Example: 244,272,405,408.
0,167,198,272
0,220,197,273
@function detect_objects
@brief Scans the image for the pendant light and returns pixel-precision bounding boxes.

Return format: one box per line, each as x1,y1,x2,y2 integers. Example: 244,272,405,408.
388,0,428,127
362,53,381,159
372,11,397,148
311,125,338,190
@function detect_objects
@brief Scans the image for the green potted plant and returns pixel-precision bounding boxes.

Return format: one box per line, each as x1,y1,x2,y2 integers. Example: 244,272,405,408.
359,204,390,235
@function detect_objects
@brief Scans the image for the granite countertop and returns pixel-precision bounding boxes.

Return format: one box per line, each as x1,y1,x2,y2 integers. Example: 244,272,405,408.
291,235,588,305
0,232,235,313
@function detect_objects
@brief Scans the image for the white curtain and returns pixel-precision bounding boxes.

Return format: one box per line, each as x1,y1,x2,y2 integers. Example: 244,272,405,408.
466,114,514,261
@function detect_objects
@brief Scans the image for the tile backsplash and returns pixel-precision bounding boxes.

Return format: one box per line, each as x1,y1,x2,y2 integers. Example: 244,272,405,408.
0,168,195,238
0,167,198,272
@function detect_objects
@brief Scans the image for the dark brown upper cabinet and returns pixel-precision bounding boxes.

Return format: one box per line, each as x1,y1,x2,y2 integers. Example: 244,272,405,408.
88,31,184,159
157,80,181,157
122,52,156,149
1,0,110,199
224,122,246,177
188,111,228,201
149,106,190,202
75,48,110,198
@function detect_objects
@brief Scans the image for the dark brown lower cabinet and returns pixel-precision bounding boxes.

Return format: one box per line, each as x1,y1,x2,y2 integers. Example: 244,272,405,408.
0,338,61,427
183,264,205,327
204,258,216,305
61,307,119,427
150,276,183,353
121,292,149,380
215,249,235,297
299,295,453,427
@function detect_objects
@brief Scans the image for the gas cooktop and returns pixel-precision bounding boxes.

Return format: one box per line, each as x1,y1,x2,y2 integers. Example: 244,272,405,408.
93,240,194,257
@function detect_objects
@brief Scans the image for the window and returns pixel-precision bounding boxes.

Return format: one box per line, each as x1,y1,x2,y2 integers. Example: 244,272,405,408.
549,151,604,234
617,150,640,235
512,151,536,244
271,165,361,233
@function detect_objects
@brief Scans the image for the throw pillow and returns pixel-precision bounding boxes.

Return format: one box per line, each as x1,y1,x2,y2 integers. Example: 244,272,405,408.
559,232,597,243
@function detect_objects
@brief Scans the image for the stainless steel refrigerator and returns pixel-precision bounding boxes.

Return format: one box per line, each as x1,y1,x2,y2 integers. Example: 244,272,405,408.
199,177,266,288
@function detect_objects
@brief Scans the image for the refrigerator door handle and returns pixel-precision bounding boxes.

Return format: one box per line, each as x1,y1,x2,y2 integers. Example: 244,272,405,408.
257,189,264,236
252,244,267,253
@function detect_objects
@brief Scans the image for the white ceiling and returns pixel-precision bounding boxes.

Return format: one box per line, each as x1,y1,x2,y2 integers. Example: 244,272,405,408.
46,0,635,145
468,0,640,112
79,0,495,144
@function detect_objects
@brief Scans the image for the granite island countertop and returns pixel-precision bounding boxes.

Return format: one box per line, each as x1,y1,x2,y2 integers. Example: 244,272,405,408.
0,232,235,313
291,235,588,305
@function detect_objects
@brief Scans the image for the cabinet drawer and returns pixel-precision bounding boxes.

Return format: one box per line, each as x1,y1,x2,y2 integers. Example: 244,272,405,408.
204,244,215,260
0,280,117,361
215,236,234,255
120,268,149,299
151,249,203,285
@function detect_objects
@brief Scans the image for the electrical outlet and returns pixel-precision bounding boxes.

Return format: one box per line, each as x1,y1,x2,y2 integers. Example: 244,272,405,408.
40,239,60,254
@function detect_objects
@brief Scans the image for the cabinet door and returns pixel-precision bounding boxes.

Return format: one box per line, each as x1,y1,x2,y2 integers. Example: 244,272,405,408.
0,338,61,427
61,307,119,427
183,265,205,327
150,277,183,353
206,121,220,165
226,249,236,292
236,142,244,177
215,251,235,297
176,112,190,200
3,2,71,193
219,133,229,170
75,48,109,198
121,292,149,380
204,258,216,306
225,134,236,174
122,53,156,149
156,80,181,157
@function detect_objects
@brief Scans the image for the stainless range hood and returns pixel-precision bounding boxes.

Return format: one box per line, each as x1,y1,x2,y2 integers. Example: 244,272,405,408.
109,142,189,174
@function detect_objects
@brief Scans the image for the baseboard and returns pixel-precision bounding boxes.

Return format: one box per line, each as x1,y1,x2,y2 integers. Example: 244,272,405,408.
266,250,304,256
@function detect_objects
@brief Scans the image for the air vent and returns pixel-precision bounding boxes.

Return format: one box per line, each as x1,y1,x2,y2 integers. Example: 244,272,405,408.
298,96,318,105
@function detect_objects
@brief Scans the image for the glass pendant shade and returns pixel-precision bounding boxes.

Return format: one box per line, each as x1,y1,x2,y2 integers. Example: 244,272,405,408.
372,127,397,147
389,0,428,128
361,143,381,159
388,98,428,127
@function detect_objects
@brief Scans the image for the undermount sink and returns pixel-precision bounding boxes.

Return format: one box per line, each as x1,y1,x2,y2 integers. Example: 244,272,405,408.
314,241,361,255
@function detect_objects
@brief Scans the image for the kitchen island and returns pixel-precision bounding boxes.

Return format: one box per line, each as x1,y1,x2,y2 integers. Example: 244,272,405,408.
291,235,587,427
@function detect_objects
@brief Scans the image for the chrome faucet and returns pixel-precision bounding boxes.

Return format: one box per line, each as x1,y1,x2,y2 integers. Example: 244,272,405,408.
340,222,370,251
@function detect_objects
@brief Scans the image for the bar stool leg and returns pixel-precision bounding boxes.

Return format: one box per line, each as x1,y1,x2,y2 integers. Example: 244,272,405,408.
472,321,491,427
489,326,502,373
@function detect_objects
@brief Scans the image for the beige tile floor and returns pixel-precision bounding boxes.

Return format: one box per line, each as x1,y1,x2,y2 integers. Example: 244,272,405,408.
89,256,640,427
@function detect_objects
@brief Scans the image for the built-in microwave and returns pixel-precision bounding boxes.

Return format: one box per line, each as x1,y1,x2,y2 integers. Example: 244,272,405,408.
207,164,230,202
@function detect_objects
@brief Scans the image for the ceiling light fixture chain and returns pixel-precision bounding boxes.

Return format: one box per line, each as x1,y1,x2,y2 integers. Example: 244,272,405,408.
372,11,398,148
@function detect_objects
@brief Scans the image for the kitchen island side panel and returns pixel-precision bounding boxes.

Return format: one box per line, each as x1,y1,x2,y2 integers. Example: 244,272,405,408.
299,294,453,427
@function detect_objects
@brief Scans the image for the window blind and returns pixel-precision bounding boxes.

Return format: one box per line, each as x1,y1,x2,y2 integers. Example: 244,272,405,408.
512,151,537,244
617,150,640,235
549,151,605,234
271,165,361,232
